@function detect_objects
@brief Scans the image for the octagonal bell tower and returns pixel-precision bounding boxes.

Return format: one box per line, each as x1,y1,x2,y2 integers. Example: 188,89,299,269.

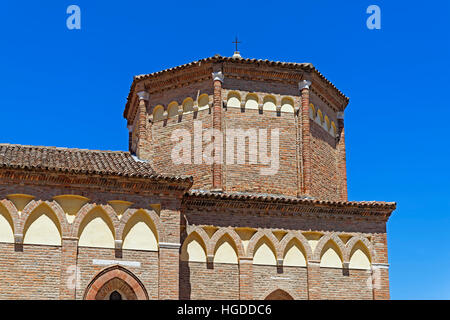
123,54,349,201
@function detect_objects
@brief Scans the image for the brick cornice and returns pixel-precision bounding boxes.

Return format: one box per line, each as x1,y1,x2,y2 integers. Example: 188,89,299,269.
182,192,395,221
124,55,350,122
0,168,192,195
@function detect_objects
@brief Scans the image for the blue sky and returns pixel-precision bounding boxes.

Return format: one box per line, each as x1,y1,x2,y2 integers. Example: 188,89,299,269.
0,1,449,299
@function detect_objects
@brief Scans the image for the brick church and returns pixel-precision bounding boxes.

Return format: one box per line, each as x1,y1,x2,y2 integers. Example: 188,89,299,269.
0,53,395,300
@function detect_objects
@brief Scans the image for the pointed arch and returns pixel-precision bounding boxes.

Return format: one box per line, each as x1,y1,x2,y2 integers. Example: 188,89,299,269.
180,230,209,263
84,265,148,300
348,241,372,270
120,209,159,251
264,288,294,300
22,201,63,246
210,228,242,264
0,199,19,234
74,204,118,248
209,228,244,258
246,230,279,258
212,234,238,264
278,231,312,261
313,233,345,261
0,200,15,243
319,240,343,268
344,236,374,262
250,232,278,266
152,105,165,122
119,208,160,240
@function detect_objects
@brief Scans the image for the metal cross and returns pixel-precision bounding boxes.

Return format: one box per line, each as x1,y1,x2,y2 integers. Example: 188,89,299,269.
232,36,241,52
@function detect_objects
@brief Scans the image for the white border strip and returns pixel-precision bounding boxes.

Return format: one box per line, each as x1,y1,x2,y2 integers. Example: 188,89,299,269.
92,259,141,268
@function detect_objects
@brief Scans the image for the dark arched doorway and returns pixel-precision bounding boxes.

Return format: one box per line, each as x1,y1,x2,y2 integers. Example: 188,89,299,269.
264,289,294,300
83,265,148,300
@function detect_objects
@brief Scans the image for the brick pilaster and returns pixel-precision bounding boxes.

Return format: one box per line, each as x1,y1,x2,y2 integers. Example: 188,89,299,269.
299,80,312,196
372,266,390,300
59,237,78,300
211,71,224,191
136,91,149,160
239,258,253,300
372,232,390,299
158,199,182,300
307,261,320,300
337,112,348,201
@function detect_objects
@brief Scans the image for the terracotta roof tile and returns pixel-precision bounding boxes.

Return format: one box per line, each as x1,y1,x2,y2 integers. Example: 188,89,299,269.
187,189,396,210
0,143,190,182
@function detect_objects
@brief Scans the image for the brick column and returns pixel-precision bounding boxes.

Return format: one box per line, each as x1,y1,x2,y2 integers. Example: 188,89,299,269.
372,232,390,300
211,71,224,191
136,91,149,159
239,258,253,300
127,124,133,153
299,80,312,196
158,199,182,300
59,237,78,300
307,260,320,300
337,111,348,201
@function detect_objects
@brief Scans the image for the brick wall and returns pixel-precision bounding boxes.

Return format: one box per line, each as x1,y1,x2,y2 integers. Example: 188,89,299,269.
319,268,373,300
180,262,239,300
0,243,61,299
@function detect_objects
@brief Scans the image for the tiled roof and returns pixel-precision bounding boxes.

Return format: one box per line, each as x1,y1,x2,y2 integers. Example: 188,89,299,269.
187,189,396,210
124,54,349,118
0,143,189,182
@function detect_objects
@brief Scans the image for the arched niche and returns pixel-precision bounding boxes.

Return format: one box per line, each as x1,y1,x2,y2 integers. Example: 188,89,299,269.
227,92,241,108
78,207,115,249
23,203,62,246
180,232,207,263
320,240,343,268
213,234,238,264
253,237,277,266
263,95,277,112
152,105,165,122
349,241,371,270
122,210,158,251
183,98,194,113
317,109,324,124
283,239,307,267
281,97,294,113
245,94,259,110
167,101,179,118
198,94,209,109
309,103,316,119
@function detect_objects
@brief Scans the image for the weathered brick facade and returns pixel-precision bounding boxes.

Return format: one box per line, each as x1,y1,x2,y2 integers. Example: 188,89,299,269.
0,55,395,300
